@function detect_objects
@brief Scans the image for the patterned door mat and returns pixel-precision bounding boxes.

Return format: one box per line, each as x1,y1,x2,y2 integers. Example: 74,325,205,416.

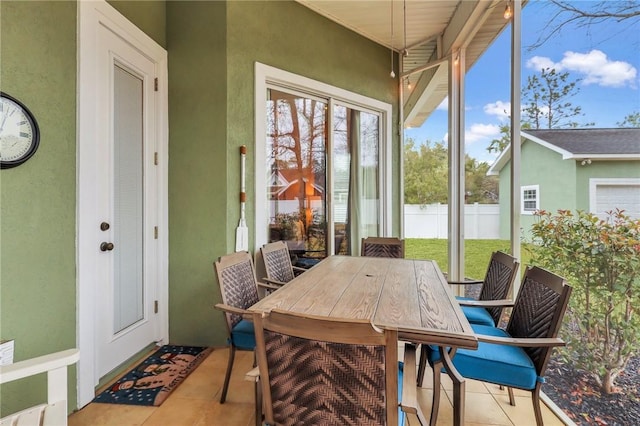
93,345,213,406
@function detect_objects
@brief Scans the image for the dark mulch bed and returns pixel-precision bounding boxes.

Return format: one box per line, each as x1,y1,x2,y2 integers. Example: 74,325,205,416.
543,355,640,425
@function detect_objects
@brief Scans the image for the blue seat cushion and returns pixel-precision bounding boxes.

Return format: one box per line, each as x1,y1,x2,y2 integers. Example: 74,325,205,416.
427,324,538,390
455,296,495,327
398,361,405,426
230,319,255,350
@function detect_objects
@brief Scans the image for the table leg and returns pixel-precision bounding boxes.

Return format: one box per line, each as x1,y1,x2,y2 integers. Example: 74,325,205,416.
439,346,465,426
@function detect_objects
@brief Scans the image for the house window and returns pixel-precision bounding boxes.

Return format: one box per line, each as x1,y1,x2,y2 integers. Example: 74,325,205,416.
255,63,392,258
521,185,539,214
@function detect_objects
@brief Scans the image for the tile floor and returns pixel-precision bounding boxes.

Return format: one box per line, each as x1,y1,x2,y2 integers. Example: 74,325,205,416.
68,346,569,426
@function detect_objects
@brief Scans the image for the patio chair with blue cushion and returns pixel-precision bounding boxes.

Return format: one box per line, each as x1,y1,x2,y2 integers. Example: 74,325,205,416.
424,266,572,426
418,251,519,386
251,309,428,425
213,251,278,404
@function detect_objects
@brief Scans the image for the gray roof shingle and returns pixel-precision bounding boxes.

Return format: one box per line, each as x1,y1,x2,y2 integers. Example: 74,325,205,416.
524,128,640,156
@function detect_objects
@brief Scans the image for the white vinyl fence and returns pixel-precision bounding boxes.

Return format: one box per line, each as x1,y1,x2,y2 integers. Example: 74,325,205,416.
270,201,501,240
404,203,500,239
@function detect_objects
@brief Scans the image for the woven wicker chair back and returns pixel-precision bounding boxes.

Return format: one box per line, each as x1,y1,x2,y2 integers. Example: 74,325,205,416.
479,251,519,325
254,310,399,426
261,241,295,284
361,237,404,258
214,251,260,330
506,266,572,375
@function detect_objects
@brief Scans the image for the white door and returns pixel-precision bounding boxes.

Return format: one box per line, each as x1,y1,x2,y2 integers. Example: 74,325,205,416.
95,27,159,377
78,1,168,407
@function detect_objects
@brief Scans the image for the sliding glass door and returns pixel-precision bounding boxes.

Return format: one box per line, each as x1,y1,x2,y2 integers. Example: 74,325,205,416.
265,87,383,261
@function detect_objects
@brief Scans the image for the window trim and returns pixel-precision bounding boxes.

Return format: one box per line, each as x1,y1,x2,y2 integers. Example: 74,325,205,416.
254,62,392,252
521,184,539,215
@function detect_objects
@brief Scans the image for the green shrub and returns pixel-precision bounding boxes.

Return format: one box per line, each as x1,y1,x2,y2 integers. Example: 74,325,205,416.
528,209,640,393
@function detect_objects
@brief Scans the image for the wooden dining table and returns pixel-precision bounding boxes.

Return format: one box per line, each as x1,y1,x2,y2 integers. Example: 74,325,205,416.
249,255,478,425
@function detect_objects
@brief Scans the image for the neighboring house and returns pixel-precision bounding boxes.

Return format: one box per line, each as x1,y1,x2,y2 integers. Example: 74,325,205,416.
488,128,640,239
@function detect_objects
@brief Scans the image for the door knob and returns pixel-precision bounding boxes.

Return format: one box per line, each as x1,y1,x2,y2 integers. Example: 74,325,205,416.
100,242,115,252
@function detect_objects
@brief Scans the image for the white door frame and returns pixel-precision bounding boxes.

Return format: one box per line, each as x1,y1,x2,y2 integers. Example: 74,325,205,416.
77,0,168,408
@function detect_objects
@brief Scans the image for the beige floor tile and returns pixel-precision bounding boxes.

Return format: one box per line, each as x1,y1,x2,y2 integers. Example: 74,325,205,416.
68,402,156,426
444,389,514,425
193,400,255,426
142,397,210,426
496,394,565,426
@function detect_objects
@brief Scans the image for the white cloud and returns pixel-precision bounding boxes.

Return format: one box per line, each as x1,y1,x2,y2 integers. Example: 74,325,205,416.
527,56,556,71
526,50,637,88
436,98,448,111
483,101,511,120
465,123,500,144
562,50,637,88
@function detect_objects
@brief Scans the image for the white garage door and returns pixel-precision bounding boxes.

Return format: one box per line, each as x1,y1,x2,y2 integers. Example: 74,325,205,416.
591,180,640,219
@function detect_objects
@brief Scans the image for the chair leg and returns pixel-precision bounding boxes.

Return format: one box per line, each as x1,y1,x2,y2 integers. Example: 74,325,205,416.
531,384,544,426
429,360,442,426
417,345,428,387
508,387,515,406
220,345,236,403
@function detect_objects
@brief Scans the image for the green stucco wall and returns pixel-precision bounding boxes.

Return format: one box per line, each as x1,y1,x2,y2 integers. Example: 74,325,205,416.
166,0,229,346
1,0,399,415
498,140,578,239
107,1,167,48
0,0,78,415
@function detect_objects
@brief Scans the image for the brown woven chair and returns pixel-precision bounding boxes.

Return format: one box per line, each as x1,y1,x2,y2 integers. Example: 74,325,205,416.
417,251,519,385
213,251,278,404
361,237,405,258
252,309,427,425
424,266,572,426
260,241,306,288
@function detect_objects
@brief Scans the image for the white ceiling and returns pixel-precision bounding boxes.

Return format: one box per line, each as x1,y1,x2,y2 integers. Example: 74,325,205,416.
296,0,518,127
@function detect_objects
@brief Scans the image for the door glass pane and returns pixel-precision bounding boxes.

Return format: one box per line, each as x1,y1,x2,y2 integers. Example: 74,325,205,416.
334,106,380,255
266,89,328,263
113,65,144,333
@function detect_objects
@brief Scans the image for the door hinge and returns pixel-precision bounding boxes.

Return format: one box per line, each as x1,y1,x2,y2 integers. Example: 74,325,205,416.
154,77,158,92
154,226,158,239
154,300,159,314
154,152,158,165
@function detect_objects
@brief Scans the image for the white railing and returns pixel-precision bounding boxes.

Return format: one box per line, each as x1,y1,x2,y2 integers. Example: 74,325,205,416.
0,349,79,426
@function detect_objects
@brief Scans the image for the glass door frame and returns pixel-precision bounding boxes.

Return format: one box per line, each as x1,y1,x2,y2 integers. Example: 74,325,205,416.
254,62,393,253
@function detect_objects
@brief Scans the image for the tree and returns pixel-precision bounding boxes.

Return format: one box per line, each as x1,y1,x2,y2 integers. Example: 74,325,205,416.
487,122,533,154
529,1,640,50
404,138,448,205
522,67,592,129
404,138,498,204
617,111,640,128
487,67,590,155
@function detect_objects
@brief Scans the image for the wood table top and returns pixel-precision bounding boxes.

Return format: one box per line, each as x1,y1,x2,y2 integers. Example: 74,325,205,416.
249,255,477,350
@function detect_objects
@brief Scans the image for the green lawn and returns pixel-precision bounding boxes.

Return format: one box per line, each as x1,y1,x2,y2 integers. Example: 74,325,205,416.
405,239,531,279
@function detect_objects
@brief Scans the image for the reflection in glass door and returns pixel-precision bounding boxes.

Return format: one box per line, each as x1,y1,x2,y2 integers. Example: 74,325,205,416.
265,88,382,262
266,89,328,261
333,105,380,255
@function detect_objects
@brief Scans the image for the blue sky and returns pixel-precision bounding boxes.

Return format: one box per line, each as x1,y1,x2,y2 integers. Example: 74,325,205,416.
404,1,640,164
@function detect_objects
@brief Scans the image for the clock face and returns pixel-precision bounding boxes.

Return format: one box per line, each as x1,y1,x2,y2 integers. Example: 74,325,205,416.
0,92,40,169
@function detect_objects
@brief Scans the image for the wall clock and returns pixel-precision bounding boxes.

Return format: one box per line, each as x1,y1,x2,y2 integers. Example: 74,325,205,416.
0,92,40,169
